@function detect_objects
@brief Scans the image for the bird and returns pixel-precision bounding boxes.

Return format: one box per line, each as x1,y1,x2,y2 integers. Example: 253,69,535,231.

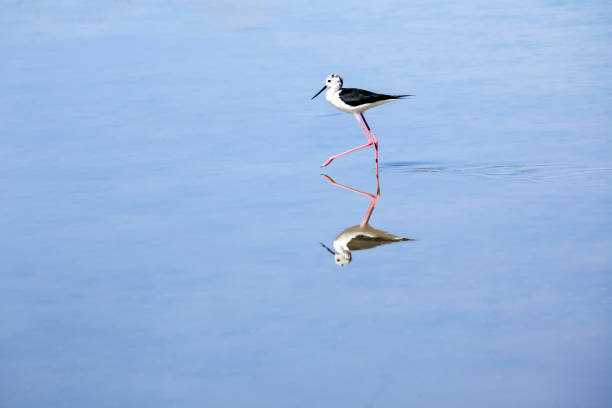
320,173,412,266
312,74,411,167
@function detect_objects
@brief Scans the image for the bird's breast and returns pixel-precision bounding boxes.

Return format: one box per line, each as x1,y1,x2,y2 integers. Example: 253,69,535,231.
325,90,357,114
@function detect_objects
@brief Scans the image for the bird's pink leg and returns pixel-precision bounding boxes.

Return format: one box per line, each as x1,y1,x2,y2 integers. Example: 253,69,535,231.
320,113,374,167
360,113,379,166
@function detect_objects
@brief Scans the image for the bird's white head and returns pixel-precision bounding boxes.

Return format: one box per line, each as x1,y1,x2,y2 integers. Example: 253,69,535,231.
325,74,343,89
311,74,343,99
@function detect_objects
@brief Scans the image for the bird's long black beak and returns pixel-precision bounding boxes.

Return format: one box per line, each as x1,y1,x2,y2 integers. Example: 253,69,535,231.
311,85,326,100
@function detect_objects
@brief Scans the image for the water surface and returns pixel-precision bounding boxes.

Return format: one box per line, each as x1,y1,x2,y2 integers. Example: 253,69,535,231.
1,1,611,407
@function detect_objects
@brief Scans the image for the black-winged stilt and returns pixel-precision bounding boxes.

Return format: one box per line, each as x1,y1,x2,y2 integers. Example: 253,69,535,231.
312,74,411,167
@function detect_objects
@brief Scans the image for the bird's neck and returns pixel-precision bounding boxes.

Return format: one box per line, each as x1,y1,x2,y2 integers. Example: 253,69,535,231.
325,87,340,100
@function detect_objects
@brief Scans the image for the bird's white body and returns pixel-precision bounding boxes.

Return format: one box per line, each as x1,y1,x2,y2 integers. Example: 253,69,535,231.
325,88,394,114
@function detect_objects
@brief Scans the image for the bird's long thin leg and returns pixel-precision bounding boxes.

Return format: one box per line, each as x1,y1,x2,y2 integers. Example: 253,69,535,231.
360,113,378,166
320,113,373,167
359,113,377,144
356,113,373,143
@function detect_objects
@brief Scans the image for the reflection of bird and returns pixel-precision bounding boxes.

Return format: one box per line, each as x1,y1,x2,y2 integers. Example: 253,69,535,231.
311,74,411,167
320,173,412,266
321,224,411,266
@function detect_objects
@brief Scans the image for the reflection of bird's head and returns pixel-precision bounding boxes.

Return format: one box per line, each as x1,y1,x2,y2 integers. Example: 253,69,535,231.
320,242,352,266
334,251,351,266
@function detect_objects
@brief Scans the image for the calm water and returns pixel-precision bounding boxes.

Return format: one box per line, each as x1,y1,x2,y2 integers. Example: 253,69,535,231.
2,1,612,407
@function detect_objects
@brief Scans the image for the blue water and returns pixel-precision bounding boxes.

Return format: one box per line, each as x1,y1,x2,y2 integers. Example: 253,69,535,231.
2,1,611,407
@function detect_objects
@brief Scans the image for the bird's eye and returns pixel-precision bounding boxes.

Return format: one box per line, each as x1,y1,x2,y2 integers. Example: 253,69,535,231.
327,79,330,82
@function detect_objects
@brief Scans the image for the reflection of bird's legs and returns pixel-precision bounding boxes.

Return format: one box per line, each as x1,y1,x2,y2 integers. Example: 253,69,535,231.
321,113,373,167
361,172,380,226
321,170,381,227
321,174,375,199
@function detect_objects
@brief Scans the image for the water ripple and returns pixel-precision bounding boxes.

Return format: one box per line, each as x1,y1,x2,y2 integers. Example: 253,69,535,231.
380,161,612,185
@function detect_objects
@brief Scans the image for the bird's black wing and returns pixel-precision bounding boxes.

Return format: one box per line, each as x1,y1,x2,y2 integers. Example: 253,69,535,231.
339,88,411,107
